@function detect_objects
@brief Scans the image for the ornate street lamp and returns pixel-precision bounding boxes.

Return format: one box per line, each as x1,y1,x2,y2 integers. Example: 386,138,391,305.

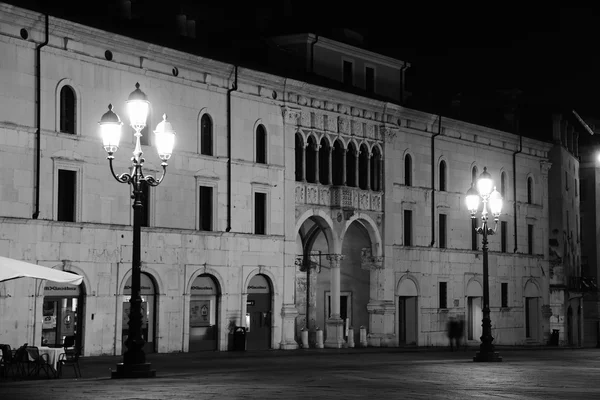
99,83,175,378
466,166,503,362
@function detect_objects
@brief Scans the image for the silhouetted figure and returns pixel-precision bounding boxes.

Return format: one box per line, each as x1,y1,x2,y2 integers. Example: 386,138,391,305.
447,317,456,351
454,316,465,351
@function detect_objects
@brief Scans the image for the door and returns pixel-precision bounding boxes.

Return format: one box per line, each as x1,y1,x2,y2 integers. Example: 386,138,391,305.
468,297,482,341
122,273,156,354
526,297,539,341
398,296,417,345
246,275,272,351
189,275,219,352
327,292,352,339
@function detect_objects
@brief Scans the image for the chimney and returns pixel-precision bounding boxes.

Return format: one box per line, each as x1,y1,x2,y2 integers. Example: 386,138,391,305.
187,19,196,38
119,0,131,19
176,14,187,37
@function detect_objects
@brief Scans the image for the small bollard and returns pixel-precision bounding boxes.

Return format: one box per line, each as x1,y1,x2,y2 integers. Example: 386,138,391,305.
347,327,355,348
359,325,368,347
301,328,309,349
315,327,324,348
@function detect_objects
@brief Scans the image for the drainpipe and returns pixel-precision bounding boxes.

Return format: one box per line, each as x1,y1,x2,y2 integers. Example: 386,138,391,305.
226,65,238,232
310,34,319,74
33,13,49,219
512,133,522,253
430,115,441,247
400,62,408,106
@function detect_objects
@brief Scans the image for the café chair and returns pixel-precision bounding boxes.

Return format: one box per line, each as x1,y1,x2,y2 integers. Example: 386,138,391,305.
57,347,81,378
25,346,56,378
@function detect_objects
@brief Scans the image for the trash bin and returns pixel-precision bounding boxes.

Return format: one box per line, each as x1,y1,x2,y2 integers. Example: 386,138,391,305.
233,327,246,351
550,329,559,346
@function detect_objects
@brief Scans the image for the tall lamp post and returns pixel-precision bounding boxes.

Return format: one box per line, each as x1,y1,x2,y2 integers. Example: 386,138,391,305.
466,167,503,362
99,83,175,378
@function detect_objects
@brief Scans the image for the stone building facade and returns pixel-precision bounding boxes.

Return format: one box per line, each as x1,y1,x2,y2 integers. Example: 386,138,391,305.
0,3,554,356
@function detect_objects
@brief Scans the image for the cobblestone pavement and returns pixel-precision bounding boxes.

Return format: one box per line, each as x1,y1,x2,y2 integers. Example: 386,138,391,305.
2,348,600,399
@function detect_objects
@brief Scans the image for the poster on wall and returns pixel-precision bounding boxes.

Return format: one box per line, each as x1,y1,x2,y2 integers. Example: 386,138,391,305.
190,300,211,327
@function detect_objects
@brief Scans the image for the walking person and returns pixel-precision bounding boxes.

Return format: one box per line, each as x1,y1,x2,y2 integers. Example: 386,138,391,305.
447,316,456,351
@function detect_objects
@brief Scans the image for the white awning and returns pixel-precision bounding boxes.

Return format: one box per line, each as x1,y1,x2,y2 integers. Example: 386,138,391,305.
0,256,83,285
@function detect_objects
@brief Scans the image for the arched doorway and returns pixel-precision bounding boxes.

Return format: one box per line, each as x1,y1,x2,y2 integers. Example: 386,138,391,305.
189,274,220,351
42,280,85,350
122,273,156,354
246,274,272,350
467,279,483,342
397,278,418,345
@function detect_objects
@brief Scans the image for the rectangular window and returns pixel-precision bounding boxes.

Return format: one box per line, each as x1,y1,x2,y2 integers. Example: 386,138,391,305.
501,283,508,308
403,210,412,246
255,192,266,235
527,224,534,255
365,66,375,93
343,60,353,86
471,218,478,251
439,282,447,309
57,169,76,222
199,186,213,231
139,181,150,228
439,214,447,248
501,221,507,253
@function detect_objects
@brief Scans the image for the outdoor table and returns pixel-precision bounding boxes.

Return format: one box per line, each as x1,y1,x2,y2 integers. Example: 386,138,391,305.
37,346,63,371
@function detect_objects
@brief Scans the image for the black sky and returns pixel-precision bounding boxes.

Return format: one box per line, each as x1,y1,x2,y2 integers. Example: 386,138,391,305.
6,1,600,124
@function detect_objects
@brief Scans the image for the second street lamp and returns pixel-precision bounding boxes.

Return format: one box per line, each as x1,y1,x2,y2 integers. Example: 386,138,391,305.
466,166,503,362
99,82,176,378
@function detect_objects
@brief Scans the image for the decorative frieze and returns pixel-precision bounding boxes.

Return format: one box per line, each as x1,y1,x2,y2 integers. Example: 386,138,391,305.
282,107,301,125
351,120,363,136
381,126,398,143
311,112,324,130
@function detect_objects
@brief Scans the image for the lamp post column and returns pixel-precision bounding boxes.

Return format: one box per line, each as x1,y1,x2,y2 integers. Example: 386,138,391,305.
124,173,145,365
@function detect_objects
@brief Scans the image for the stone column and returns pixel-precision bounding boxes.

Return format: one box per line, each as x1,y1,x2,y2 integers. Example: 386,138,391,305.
342,149,347,186
366,153,372,191
314,143,320,184
301,144,307,182
325,254,344,348
378,155,384,192
354,149,360,187
328,147,333,185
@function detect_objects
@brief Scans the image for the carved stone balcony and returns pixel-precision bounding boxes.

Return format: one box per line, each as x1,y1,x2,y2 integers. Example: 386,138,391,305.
295,182,382,212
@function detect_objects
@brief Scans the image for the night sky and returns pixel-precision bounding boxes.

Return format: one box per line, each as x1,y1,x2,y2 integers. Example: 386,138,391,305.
6,1,600,133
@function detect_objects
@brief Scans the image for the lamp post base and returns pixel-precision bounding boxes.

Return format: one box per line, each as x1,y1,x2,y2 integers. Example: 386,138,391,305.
473,351,502,362
111,362,156,379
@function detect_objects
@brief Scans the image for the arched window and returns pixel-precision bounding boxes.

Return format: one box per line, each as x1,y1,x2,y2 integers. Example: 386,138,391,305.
404,154,412,186
471,166,478,184
319,138,330,185
346,142,357,187
370,146,382,191
439,160,446,191
256,124,267,164
200,114,213,156
295,133,304,182
500,171,507,198
60,85,76,134
358,143,369,190
332,140,345,185
527,177,533,204
306,136,317,183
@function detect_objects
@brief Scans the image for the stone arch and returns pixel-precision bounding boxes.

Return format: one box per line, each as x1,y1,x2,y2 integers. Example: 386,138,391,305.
437,155,449,192
119,267,164,295
55,78,82,135
243,268,278,296
499,168,509,200
186,266,226,295
253,118,268,164
524,278,540,297
34,262,91,296
403,149,414,186
197,107,214,156
295,209,339,254
341,212,382,256
397,274,419,296
526,173,536,204
466,277,483,297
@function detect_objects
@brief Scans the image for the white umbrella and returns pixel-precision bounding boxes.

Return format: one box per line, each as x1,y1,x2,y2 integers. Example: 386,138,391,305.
0,256,83,284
